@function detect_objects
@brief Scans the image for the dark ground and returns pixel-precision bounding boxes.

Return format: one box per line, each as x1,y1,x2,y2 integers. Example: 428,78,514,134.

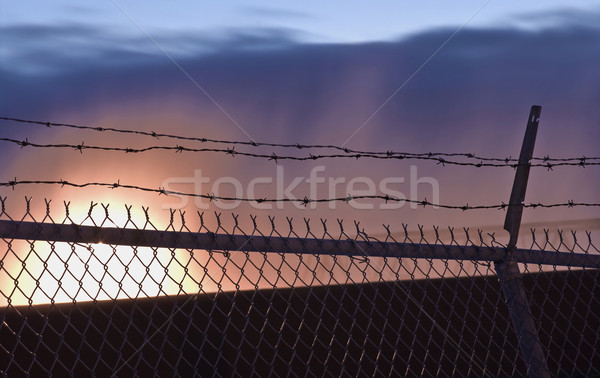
1,269,599,377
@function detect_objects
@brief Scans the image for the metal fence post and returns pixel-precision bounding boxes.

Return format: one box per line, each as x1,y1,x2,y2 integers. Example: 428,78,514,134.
494,105,550,378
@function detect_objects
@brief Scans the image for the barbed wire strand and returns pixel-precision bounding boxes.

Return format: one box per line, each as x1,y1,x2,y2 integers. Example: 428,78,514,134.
1,179,598,210
1,116,598,164
1,138,597,170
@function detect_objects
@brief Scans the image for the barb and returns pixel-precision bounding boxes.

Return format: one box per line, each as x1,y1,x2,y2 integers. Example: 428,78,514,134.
1,116,598,165
1,136,599,169
1,179,598,210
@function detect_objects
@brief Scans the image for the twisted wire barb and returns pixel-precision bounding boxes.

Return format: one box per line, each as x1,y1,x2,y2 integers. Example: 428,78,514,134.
1,179,598,210
2,116,598,165
1,138,598,169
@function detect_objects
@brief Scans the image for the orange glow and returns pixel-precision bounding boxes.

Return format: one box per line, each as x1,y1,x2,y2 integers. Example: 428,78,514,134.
0,197,202,306
1,239,211,306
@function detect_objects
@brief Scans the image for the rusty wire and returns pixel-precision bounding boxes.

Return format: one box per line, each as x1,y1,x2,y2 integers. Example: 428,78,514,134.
1,137,598,169
0,179,598,210
1,116,598,166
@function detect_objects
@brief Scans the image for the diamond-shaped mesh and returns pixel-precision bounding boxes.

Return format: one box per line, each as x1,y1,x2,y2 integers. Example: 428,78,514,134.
0,197,599,376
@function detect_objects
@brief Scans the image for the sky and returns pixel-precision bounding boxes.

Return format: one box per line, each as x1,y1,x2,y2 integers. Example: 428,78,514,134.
1,1,599,304
2,1,598,44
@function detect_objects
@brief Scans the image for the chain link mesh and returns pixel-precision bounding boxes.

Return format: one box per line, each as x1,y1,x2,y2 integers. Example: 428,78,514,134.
0,197,598,376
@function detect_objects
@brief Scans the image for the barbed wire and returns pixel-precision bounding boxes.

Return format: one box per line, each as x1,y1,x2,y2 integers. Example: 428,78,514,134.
1,179,598,210
2,116,598,165
1,137,598,169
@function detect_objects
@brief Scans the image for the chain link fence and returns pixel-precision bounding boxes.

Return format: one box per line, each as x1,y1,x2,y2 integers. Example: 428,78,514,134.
1,197,599,376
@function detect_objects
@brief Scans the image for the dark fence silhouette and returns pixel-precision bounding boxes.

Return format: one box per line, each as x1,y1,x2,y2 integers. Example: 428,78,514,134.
0,197,599,377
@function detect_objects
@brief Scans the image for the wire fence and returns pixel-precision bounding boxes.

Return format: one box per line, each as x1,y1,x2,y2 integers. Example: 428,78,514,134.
0,197,599,377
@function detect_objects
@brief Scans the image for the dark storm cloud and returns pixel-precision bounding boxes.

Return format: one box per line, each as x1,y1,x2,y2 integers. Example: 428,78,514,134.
1,9,599,152
0,22,304,75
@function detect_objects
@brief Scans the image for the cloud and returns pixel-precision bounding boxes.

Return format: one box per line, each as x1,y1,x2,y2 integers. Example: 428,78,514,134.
509,6,600,29
0,22,306,75
4,15,599,138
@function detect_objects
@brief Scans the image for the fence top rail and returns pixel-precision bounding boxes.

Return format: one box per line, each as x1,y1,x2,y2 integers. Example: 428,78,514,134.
1,219,598,269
